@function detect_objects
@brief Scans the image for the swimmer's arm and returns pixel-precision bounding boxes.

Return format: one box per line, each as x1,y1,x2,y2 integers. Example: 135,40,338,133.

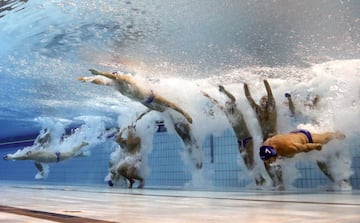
264,80,275,105
88,69,136,86
88,69,120,80
243,83,259,110
202,91,225,110
77,75,113,85
84,69,150,100
116,128,126,144
201,91,216,103
219,85,236,103
135,109,152,122
292,142,322,154
285,93,295,116
305,95,320,109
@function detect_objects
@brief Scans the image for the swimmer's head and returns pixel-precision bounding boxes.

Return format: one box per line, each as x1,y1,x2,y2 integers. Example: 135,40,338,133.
259,145,277,163
260,96,268,109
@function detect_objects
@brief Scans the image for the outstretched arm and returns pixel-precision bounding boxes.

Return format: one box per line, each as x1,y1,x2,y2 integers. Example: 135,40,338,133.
243,83,259,110
264,80,275,106
78,69,135,86
116,128,127,146
77,76,113,86
285,93,295,116
89,69,124,80
135,109,152,123
202,91,225,111
219,85,236,103
292,142,322,154
80,69,153,101
88,69,137,85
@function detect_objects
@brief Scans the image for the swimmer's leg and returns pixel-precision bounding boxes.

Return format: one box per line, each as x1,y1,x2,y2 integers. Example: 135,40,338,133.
174,121,203,169
317,160,335,182
34,162,49,180
238,137,255,170
264,162,284,190
317,153,351,190
312,131,345,144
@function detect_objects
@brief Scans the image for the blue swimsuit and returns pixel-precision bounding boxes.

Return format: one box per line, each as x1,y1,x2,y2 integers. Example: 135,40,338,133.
143,90,155,105
291,129,313,143
55,151,61,162
238,137,253,148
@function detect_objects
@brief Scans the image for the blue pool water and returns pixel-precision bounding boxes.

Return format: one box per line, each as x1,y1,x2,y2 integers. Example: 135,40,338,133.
0,0,359,191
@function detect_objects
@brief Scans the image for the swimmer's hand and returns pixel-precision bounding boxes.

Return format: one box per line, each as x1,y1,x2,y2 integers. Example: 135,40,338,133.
185,114,193,124
77,77,87,82
77,76,108,85
89,69,101,75
315,144,322,151
218,85,225,92
201,91,210,98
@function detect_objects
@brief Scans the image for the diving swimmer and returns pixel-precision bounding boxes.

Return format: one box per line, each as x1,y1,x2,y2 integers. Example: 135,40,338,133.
244,79,282,188
107,124,145,188
78,69,203,169
202,85,266,186
3,128,89,179
260,129,345,166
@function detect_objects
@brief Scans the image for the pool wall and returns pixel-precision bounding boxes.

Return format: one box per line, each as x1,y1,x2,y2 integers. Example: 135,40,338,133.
1,129,359,190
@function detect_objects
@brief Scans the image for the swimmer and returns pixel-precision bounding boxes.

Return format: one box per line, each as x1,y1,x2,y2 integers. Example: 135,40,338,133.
107,124,144,189
202,85,266,185
285,92,320,123
284,93,350,189
259,129,347,192
78,69,203,169
244,79,281,188
78,69,192,124
3,127,89,179
259,129,345,165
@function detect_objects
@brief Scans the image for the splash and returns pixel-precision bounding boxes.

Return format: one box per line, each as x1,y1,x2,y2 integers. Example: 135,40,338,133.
4,115,111,179
1,0,359,189
127,59,360,188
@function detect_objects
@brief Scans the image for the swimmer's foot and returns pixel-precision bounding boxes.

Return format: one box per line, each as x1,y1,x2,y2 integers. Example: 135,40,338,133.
255,175,267,186
138,180,145,189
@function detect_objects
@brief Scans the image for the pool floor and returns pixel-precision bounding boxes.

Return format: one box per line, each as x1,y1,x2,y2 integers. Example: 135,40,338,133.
0,183,359,223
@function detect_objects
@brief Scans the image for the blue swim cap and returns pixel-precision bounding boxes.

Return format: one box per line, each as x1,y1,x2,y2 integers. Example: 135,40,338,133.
259,146,277,160
108,180,114,187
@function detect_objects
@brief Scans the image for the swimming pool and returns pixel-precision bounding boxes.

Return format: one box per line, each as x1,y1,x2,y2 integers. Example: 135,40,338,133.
1,128,359,190
1,0,359,192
